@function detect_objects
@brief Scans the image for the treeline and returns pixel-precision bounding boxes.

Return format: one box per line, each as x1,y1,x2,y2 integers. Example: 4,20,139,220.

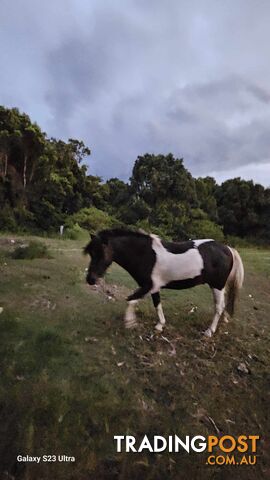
0,106,269,243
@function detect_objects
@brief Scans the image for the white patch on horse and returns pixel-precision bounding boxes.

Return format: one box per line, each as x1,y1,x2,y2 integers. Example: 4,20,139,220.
204,288,225,337
150,235,204,293
193,239,214,247
155,303,166,332
124,300,138,328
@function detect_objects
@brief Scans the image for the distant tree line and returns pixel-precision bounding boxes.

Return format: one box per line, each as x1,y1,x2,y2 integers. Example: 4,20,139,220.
0,106,269,243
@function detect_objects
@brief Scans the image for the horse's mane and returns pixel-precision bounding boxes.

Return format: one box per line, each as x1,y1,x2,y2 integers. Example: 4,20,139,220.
84,228,149,254
98,228,149,243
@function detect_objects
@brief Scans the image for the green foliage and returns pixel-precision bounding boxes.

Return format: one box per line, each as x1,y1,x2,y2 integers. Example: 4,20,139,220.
225,235,253,248
117,196,151,224
195,176,218,221
0,205,17,231
135,219,170,239
216,178,270,240
152,200,190,239
189,208,208,220
13,207,35,230
68,207,119,234
0,106,92,232
12,240,50,259
187,219,225,242
63,223,87,240
131,153,197,207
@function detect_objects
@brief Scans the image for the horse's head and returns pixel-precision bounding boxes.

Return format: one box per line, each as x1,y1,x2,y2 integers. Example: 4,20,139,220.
84,234,113,285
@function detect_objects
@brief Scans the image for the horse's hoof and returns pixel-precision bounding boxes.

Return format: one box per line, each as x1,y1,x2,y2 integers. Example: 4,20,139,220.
204,328,213,338
155,323,163,332
223,314,230,323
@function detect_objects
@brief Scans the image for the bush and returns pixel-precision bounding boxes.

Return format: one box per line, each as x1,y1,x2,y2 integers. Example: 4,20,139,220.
0,206,17,232
14,207,35,231
135,219,170,239
63,223,87,240
225,235,266,248
12,240,51,260
187,219,225,242
68,207,119,234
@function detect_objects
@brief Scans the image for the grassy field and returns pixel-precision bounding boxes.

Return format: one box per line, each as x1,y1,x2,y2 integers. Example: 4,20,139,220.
0,235,269,479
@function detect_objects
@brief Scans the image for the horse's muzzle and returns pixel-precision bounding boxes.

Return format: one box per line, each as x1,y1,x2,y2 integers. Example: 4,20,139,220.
86,275,98,285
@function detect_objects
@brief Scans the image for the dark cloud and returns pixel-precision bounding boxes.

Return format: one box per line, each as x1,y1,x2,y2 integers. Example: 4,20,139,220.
0,0,270,185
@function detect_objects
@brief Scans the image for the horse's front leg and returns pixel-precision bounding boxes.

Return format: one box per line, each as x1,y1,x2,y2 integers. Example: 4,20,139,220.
151,292,166,332
124,284,151,328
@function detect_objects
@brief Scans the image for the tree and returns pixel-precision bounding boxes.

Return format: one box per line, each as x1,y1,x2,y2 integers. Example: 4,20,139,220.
195,176,218,222
68,138,91,163
130,153,197,207
106,178,129,206
0,106,93,231
130,153,198,236
216,178,269,239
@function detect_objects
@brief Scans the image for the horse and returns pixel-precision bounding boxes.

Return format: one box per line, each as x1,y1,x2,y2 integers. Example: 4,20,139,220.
84,228,244,337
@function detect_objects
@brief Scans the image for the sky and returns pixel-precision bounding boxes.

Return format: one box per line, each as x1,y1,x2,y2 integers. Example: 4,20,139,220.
1,0,270,186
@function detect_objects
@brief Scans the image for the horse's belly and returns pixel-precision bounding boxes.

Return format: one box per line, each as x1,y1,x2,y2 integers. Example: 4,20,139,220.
163,276,203,290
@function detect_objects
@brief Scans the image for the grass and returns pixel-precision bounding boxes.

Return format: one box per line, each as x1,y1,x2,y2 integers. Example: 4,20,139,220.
0,235,269,479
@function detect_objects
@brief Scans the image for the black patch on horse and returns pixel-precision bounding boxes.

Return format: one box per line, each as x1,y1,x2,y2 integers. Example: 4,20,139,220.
198,241,233,290
161,240,195,254
163,276,203,290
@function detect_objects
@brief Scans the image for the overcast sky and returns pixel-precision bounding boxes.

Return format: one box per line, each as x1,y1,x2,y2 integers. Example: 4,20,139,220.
1,0,270,186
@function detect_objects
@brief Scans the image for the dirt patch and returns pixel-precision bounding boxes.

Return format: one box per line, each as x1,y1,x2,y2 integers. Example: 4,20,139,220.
87,278,129,302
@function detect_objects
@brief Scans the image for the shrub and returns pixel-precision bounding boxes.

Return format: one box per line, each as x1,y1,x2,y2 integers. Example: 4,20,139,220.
68,207,118,234
135,219,170,239
12,240,51,260
0,206,17,232
63,223,87,240
187,219,224,242
14,207,35,231
225,235,260,248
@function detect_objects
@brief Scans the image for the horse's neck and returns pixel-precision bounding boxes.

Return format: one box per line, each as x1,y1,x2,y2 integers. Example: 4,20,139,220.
111,235,144,272
111,236,133,267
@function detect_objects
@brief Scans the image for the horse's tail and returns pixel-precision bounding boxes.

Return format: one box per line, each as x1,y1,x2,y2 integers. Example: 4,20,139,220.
225,247,244,317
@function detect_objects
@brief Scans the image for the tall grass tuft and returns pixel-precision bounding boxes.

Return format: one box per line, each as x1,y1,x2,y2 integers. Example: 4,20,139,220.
12,240,51,260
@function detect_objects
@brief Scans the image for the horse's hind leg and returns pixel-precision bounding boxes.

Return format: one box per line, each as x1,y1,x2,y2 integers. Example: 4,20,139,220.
204,288,225,337
151,292,166,332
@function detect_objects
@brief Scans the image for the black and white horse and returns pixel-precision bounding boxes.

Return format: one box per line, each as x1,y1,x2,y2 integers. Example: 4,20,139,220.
84,229,244,337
